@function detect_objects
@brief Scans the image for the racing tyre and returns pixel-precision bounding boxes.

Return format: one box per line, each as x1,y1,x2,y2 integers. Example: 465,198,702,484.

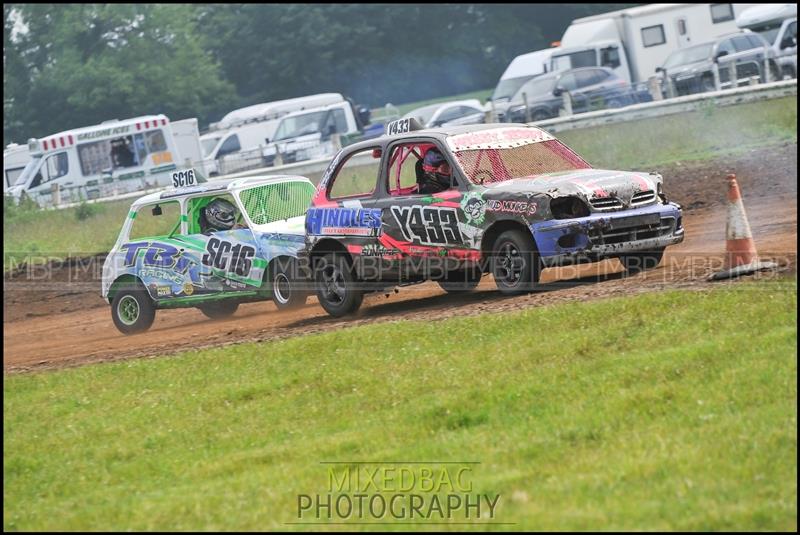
438,268,482,293
314,253,363,317
491,229,541,295
199,300,239,319
111,285,155,335
269,257,308,310
618,247,666,274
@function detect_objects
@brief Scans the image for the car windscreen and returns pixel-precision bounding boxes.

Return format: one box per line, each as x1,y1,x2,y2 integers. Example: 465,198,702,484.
14,156,41,186
273,110,328,141
447,128,590,185
511,76,556,102
403,104,440,125
663,43,713,69
749,23,782,45
491,75,536,101
201,137,221,157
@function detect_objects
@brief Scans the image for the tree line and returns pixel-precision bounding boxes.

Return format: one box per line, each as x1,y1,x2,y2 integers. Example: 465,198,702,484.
3,3,633,144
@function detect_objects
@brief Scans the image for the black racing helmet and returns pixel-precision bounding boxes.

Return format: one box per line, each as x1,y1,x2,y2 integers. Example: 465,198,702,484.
422,148,452,188
202,198,237,232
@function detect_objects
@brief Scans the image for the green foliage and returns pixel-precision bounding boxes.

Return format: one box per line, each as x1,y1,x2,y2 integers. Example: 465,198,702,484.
4,4,235,144
4,4,635,144
3,280,797,530
74,201,103,221
3,193,40,226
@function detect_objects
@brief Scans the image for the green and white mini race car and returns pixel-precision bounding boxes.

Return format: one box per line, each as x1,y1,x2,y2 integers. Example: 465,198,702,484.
101,173,315,334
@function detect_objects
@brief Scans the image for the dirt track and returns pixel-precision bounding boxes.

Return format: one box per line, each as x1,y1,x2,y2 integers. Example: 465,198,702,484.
4,142,797,373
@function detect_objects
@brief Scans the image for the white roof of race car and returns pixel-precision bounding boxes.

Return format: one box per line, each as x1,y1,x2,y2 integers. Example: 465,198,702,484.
129,175,313,207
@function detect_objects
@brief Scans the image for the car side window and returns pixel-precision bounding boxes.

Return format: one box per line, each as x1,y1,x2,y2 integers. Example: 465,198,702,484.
218,135,241,157
558,73,577,91
129,200,181,239
436,106,464,124
575,70,598,88
732,35,756,52
30,152,69,189
386,143,429,196
717,39,736,56
328,147,381,200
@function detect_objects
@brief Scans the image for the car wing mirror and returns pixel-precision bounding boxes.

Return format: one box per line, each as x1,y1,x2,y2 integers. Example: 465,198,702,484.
714,50,728,61
553,86,565,97
152,204,162,216
781,36,796,49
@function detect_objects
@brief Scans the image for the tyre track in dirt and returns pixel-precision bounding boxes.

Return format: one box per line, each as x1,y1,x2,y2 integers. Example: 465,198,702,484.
4,143,797,373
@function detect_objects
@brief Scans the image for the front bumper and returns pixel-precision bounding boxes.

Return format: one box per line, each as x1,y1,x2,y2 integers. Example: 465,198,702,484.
531,202,684,267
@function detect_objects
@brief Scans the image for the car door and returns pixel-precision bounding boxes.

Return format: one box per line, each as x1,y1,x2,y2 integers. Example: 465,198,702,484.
171,194,263,299
371,139,474,282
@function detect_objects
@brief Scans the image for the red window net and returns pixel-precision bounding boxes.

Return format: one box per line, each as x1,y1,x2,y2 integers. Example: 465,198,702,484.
453,140,591,185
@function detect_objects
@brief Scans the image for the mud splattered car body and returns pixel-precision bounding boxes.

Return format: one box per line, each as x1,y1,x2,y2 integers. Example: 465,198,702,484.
305,120,684,316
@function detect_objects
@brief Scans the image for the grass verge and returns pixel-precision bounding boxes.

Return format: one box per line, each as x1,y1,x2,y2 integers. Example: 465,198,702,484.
4,279,797,530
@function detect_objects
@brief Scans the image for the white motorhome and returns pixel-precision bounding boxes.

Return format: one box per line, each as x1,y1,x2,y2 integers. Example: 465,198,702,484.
3,143,31,192
737,4,797,78
200,93,346,176
553,3,758,84
489,48,559,104
8,115,190,205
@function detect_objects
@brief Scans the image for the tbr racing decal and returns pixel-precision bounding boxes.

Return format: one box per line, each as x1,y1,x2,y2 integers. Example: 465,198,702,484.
390,206,463,246
306,207,382,237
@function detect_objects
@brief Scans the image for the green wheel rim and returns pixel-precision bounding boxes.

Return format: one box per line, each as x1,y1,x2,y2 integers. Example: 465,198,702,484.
117,295,140,326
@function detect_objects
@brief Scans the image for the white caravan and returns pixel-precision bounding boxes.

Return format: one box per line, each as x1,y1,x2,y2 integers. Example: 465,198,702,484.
737,4,797,78
489,48,559,104
552,3,758,84
3,143,31,192
8,115,189,205
200,93,346,176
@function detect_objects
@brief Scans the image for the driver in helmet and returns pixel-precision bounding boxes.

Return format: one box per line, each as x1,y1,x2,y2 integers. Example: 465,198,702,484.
200,197,242,234
418,148,453,195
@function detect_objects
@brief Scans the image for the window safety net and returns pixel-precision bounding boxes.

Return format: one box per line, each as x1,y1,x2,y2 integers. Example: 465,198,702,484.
239,181,315,225
453,140,590,185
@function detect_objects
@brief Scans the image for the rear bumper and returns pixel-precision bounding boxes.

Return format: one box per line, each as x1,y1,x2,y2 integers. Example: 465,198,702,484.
531,202,684,267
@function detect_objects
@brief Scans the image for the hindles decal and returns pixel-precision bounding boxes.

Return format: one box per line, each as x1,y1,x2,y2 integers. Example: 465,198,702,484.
306,207,382,236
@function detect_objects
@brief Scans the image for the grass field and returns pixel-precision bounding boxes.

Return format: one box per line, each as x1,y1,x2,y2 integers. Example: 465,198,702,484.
4,96,797,271
4,279,797,530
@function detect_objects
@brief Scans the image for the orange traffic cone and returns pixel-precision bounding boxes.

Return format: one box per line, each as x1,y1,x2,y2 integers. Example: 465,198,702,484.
709,174,776,280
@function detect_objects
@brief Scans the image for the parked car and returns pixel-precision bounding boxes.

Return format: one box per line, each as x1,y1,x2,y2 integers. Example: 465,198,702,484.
499,67,644,123
737,4,797,79
101,173,315,334
657,31,781,95
403,99,486,128
303,119,684,317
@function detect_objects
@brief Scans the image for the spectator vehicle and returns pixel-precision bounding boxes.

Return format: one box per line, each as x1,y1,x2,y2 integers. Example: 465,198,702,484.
489,48,558,106
3,143,30,192
555,3,758,84
6,115,201,207
737,4,797,79
101,173,315,334
200,93,346,176
499,67,642,123
304,119,685,317
403,99,486,128
256,101,380,170
657,31,780,95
